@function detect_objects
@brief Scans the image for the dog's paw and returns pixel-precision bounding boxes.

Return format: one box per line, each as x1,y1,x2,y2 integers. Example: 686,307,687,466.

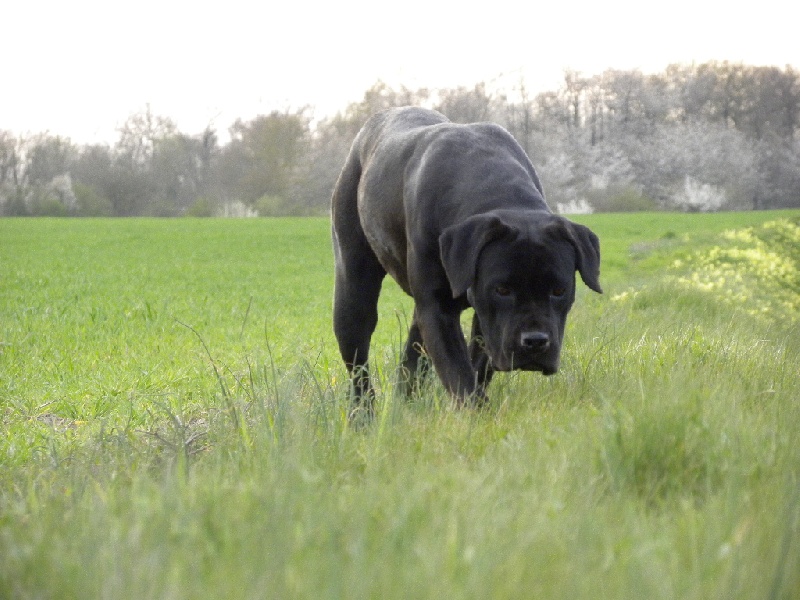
347,402,375,429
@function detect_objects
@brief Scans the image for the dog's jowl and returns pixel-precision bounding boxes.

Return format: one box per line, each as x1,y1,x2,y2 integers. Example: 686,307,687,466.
331,107,602,412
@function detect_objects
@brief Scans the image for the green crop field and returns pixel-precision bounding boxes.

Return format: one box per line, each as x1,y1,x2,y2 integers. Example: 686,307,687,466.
1,211,799,599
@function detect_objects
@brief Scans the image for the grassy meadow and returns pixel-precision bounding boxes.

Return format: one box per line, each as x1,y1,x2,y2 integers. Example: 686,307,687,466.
1,211,799,599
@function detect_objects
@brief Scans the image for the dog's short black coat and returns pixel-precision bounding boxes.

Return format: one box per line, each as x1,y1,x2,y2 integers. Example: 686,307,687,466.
331,107,602,409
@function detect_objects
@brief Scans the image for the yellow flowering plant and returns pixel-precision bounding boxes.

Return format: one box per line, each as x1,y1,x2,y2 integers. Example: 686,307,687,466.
674,219,800,320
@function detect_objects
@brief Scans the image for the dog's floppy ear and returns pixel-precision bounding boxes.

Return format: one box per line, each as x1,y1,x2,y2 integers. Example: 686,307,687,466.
439,214,512,297
561,219,603,294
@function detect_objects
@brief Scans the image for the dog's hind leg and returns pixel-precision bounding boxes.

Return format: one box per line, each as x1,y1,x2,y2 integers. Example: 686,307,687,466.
333,256,384,413
331,149,386,416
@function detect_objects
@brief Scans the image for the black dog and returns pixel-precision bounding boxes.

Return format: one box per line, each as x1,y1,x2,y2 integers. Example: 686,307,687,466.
331,107,601,409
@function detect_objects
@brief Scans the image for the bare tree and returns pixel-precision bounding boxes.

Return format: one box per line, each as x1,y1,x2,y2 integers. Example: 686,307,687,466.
434,83,493,123
503,78,537,156
116,105,177,167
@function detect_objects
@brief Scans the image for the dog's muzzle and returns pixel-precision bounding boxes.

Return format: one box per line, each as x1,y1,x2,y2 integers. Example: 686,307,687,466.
519,331,550,352
489,330,559,374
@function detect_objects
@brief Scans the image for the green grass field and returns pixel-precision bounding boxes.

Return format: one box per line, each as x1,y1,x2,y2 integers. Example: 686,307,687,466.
1,211,799,599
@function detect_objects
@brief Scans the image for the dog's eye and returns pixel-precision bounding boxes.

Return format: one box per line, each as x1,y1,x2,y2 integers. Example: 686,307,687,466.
551,287,566,298
495,285,512,298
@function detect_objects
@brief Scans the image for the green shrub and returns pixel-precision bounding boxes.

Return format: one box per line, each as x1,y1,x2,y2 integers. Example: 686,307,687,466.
145,198,181,217
74,183,114,216
185,196,216,217
27,188,70,216
255,194,308,216
588,185,659,213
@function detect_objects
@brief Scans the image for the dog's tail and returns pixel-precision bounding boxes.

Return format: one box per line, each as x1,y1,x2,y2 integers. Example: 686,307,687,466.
331,133,364,244
331,148,361,213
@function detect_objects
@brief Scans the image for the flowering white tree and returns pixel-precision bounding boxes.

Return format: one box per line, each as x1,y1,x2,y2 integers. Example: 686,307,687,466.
673,176,726,211
555,198,594,214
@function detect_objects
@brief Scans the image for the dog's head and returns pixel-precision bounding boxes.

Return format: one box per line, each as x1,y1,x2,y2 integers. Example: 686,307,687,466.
439,210,602,374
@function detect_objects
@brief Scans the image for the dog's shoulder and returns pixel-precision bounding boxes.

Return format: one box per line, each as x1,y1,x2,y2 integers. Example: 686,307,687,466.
364,107,449,138
353,107,448,163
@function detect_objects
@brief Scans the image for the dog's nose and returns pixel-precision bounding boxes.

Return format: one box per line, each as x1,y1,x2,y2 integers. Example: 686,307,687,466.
520,331,550,352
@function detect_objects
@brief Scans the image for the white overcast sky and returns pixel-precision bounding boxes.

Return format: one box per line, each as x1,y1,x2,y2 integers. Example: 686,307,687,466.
4,0,799,144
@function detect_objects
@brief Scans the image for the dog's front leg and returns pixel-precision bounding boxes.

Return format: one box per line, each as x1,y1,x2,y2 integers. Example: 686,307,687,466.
415,303,481,404
469,312,494,394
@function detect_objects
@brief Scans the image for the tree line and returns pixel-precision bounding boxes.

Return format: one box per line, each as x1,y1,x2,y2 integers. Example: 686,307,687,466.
1,61,798,217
